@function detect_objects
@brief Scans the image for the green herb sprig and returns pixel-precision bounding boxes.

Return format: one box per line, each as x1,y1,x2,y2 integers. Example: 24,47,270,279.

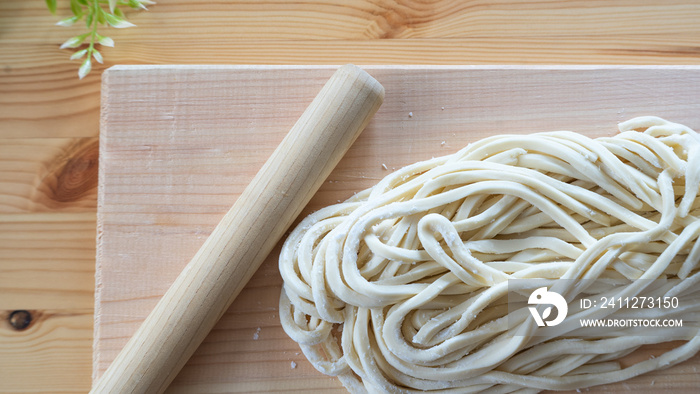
46,0,154,79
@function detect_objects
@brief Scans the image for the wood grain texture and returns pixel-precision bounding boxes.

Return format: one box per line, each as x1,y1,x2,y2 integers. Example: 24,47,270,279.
93,65,384,393
0,309,93,393
0,141,97,392
0,212,96,309
0,211,96,393
96,65,700,392
3,1,700,392
0,138,98,212
3,1,700,138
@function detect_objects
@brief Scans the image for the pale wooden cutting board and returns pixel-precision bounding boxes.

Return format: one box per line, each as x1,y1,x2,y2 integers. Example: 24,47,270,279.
95,66,700,393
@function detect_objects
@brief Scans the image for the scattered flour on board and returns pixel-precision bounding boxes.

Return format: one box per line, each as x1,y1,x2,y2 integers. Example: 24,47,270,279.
291,361,297,369
253,327,261,340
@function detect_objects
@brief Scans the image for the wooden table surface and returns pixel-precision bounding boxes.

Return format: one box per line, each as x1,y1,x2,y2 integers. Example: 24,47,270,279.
2,1,700,393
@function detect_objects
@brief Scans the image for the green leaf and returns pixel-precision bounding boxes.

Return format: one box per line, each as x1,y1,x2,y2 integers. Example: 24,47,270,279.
45,0,57,14
58,0,150,79
129,0,152,10
70,49,88,60
92,50,104,64
103,13,136,28
56,16,80,27
60,34,88,49
70,0,83,17
78,58,92,79
98,36,115,47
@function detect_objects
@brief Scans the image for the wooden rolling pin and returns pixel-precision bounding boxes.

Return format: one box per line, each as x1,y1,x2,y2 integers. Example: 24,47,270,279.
91,64,384,393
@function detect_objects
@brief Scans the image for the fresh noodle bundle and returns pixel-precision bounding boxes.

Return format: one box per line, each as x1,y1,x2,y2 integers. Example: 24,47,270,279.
278,116,700,393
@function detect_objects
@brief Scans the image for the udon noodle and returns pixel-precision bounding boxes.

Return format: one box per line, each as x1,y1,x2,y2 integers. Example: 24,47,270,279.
279,116,700,393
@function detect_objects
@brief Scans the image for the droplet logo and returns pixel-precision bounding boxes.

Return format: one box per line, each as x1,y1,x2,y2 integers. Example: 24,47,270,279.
528,287,568,327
